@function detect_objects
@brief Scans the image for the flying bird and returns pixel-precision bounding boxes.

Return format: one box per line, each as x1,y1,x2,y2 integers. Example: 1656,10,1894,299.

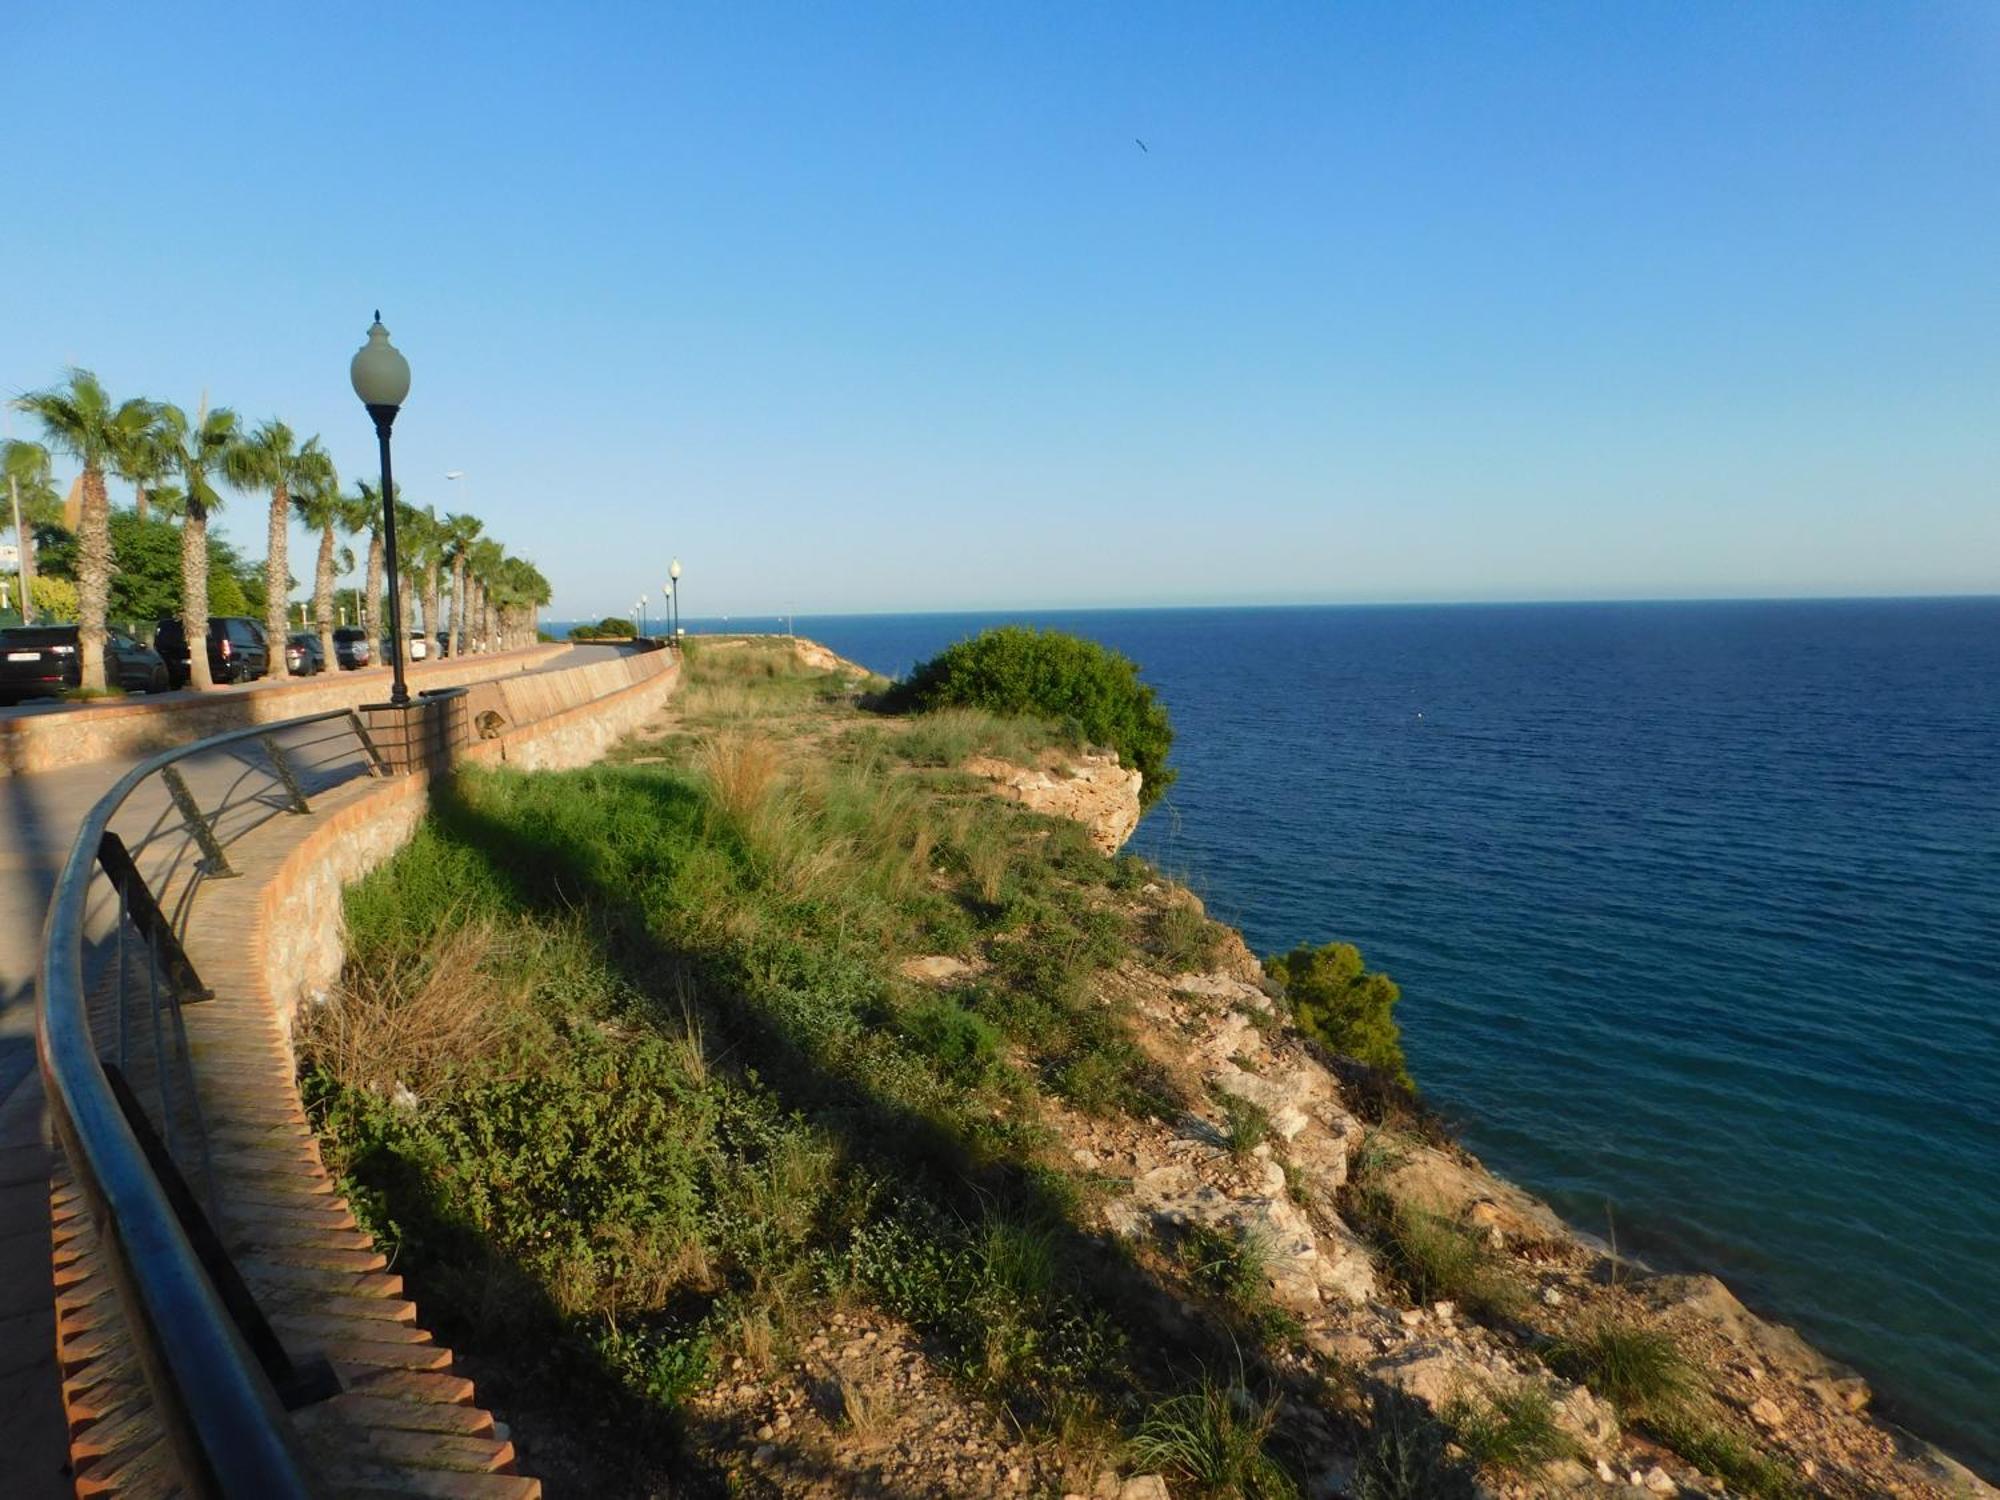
1134,138,1148,152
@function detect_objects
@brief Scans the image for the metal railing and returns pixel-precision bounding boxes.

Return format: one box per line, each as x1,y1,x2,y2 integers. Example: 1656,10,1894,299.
36,694,464,1497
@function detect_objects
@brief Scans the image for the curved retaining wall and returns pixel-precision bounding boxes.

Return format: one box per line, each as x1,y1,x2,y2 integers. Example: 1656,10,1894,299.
48,647,680,1496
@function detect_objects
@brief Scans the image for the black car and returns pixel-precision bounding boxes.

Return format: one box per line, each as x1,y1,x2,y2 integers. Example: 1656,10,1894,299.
332,626,373,670
286,632,327,676
0,626,170,704
154,616,271,687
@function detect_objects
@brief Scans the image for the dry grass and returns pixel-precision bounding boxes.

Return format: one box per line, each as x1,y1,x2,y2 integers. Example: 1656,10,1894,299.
695,730,784,823
302,919,517,1096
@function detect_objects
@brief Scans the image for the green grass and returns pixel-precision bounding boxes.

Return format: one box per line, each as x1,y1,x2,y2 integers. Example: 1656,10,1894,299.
1155,903,1223,971
1131,1376,1297,1499
1352,1389,1474,1500
304,654,1285,1484
1216,1089,1271,1158
1546,1313,1691,1414
1442,1381,1578,1475
1352,1189,1522,1321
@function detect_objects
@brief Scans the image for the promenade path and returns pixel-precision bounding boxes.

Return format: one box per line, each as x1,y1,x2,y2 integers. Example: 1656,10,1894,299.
0,642,630,1497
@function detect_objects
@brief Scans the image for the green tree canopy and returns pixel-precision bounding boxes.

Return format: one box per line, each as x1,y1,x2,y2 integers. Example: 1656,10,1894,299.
884,625,1177,807
1265,941,1410,1090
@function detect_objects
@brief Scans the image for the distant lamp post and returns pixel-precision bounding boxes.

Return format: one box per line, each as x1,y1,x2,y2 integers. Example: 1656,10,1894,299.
639,594,648,638
669,557,682,638
350,312,413,707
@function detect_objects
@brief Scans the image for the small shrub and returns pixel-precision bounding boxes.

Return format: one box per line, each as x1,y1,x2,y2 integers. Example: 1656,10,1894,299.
1156,904,1222,972
1132,1377,1296,1499
1266,942,1410,1090
1443,1381,1578,1475
1353,1389,1475,1500
882,625,1176,807
904,997,1002,1082
1547,1313,1690,1415
1177,1222,1269,1305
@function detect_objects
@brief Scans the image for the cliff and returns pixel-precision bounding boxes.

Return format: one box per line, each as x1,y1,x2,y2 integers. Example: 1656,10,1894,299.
311,635,1994,1500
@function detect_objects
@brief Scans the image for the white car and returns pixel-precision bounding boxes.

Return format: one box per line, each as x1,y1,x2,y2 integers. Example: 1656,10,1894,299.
385,631,429,662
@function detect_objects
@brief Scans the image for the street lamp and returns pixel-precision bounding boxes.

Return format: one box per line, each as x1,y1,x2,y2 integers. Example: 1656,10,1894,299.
350,312,412,707
639,594,648,638
669,557,682,639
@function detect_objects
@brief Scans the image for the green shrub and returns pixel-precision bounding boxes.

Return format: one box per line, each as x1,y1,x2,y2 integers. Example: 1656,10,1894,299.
1216,1089,1271,1158
882,626,1176,807
1266,942,1410,1090
1645,1406,1800,1499
1155,904,1222,971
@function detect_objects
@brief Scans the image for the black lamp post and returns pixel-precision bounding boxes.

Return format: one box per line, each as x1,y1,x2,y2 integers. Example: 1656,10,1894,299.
350,312,413,706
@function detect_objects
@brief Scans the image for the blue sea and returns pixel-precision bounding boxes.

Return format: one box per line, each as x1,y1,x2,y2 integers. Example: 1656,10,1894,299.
732,599,1999,1473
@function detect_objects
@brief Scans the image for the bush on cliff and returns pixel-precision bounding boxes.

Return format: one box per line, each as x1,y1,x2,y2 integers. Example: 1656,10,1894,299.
1266,940,1411,1090
881,626,1176,808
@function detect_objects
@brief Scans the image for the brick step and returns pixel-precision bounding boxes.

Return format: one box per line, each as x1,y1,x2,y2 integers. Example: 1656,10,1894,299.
345,1426,518,1474
243,1261,404,1300
310,1392,495,1437
339,1367,478,1406
329,1471,541,1500
325,1337,456,1374
272,1310,435,1348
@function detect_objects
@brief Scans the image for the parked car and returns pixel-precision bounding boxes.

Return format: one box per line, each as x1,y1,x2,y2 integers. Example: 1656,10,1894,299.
154,616,271,687
386,629,429,663
285,632,326,676
0,625,170,704
332,626,372,670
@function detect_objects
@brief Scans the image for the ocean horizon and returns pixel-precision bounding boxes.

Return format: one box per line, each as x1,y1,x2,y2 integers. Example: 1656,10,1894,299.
613,596,2000,1475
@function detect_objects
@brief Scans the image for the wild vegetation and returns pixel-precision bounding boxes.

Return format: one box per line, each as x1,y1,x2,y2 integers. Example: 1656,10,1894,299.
4,367,550,690
298,637,1864,1498
881,624,1178,805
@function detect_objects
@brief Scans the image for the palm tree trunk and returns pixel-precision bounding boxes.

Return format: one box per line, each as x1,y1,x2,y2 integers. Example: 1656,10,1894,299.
364,530,383,648
181,501,214,691
450,557,467,657
9,473,34,625
76,467,112,692
264,482,289,661
315,523,338,668
423,561,441,655
134,484,148,522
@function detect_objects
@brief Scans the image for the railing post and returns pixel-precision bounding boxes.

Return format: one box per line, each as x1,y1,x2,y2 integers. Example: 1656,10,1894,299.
258,734,311,816
159,766,235,879
348,709,389,777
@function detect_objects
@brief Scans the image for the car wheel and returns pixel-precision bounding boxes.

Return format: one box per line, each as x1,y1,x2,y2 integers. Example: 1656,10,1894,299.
149,667,169,694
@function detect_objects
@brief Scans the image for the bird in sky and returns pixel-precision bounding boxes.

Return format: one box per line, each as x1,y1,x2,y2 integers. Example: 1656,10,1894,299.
1134,138,1148,152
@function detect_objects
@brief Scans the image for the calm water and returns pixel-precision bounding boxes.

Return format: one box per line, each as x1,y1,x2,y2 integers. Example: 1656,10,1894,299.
778,599,2000,1472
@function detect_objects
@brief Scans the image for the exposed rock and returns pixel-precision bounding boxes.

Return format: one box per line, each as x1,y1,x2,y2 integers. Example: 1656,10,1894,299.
964,752,1142,854
1117,1478,1172,1500
899,954,975,984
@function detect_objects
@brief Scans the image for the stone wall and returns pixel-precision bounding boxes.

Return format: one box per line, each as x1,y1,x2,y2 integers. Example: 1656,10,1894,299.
0,644,569,777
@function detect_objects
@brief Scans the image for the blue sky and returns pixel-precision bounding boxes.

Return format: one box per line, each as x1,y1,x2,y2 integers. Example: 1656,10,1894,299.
4,3,1996,620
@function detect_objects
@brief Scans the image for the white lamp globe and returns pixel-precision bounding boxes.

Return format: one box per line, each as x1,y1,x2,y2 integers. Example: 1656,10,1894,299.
350,313,412,408
670,558,681,581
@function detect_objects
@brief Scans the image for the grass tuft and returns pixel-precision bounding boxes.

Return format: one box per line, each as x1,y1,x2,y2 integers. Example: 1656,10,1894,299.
1442,1380,1578,1475
1132,1376,1296,1499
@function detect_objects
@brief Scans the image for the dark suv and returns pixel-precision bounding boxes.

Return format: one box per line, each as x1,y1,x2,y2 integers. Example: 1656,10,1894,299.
154,616,271,687
0,626,170,704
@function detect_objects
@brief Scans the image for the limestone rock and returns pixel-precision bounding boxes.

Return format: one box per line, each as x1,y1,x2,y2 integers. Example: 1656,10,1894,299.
899,954,974,984
964,752,1143,854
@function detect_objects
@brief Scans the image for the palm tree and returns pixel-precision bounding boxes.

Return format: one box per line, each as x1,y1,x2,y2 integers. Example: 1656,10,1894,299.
335,488,378,644
292,455,347,668
157,403,241,691
113,408,175,522
3,439,58,624
353,480,387,645
228,420,327,661
468,536,505,652
393,500,432,641
13,370,158,690
415,505,444,651
440,512,483,657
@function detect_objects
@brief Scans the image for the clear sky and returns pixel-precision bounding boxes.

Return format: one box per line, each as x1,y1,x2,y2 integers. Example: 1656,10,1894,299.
4,3,1996,620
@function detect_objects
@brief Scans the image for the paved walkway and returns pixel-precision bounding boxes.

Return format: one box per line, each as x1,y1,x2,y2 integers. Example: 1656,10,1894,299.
0,641,631,1497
